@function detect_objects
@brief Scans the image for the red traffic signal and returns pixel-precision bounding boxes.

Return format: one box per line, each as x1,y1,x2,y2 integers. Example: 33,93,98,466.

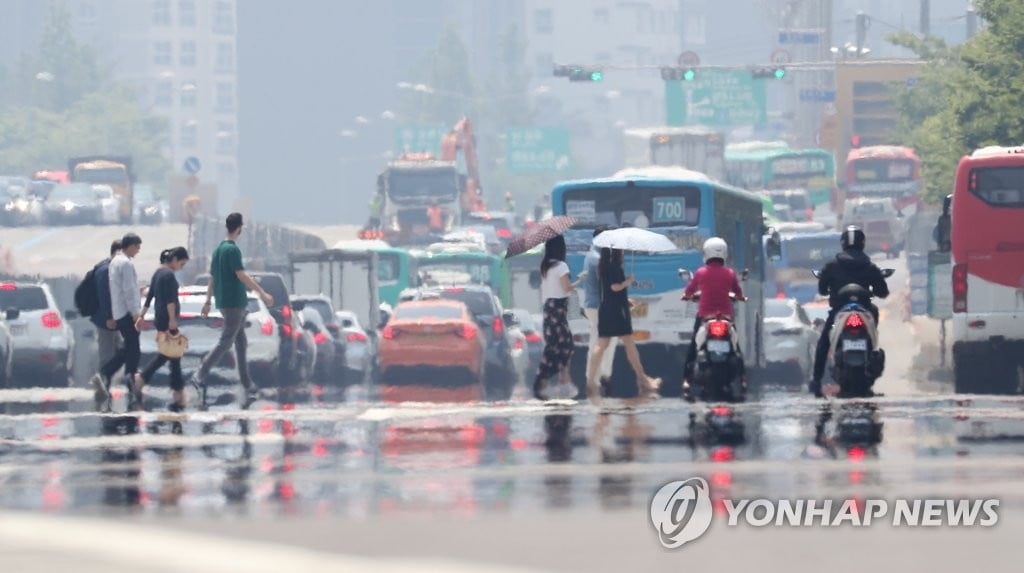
850,135,862,147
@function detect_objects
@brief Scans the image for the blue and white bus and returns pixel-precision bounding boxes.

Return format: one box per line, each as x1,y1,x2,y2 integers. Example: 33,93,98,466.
552,167,766,393
763,231,842,303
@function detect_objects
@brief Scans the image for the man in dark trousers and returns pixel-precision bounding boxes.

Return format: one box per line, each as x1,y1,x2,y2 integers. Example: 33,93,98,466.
809,225,890,397
90,239,122,371
92,233,143,408
191,213,274,407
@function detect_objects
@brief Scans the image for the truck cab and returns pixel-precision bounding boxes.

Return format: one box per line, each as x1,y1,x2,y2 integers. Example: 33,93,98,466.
840,197,905,257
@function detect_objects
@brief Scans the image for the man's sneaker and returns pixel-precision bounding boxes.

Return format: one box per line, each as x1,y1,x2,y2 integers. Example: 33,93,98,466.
90,373,111,404
240,385,261,408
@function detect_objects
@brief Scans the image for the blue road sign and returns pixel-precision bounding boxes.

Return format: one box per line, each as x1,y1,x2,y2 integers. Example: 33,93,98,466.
799,89,835,103
183,156,201,174
778,31,821,44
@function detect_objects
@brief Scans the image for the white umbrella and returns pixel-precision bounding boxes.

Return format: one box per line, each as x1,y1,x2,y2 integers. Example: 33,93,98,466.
591,227,678,253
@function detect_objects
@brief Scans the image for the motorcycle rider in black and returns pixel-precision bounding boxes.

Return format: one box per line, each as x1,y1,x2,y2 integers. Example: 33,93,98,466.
809,226,890,397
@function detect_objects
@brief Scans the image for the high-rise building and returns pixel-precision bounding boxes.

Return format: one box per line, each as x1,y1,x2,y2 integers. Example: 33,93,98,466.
0,0,239,213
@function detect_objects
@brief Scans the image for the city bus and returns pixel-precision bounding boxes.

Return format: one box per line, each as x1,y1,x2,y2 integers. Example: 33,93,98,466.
763,231,842,303
844,145,922,215
725,146,837,208
941,146,1024,394
622,127,726,181
411,245,511,308
326,240,414,307
552,166,765,395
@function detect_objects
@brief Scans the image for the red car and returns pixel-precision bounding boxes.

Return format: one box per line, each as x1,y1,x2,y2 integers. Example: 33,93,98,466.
378,299,486,385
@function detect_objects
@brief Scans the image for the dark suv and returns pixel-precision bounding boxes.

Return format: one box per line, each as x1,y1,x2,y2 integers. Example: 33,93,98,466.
194,271,310,385
402,284,518,399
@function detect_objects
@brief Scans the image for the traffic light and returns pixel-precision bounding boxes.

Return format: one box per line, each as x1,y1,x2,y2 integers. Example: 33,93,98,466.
850,135,862,148
660,67,697,81
554,64,604,82
751,66,787,79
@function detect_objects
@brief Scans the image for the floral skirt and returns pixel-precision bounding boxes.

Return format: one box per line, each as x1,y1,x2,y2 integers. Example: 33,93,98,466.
535,297,574,384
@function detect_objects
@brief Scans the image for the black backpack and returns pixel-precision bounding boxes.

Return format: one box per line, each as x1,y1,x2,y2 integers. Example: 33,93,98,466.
74,264,100,317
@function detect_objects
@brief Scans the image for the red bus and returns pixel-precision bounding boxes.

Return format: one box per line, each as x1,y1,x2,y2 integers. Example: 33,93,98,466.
844,146,921,215
947,146,1024,394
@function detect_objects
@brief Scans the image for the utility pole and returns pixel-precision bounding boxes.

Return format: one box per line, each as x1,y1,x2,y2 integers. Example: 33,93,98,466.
920,0,931,36
966,3,978,39
855,12,869,59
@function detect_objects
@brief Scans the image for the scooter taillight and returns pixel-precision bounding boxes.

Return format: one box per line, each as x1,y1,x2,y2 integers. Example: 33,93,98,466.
708,321,729,339
844,314,864,329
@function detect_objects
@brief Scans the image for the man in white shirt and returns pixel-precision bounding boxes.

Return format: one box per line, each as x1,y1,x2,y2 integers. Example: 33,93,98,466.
92,233,143,407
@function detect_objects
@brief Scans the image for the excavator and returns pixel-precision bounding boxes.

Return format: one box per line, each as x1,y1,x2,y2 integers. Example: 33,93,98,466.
360,117,487,245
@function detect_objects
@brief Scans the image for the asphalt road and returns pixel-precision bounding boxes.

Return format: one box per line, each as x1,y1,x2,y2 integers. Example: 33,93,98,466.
2,250,1020,572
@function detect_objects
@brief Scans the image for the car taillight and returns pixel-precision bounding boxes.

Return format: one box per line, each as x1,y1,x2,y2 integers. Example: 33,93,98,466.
458,324,477,339
952,263,967,313
806,208,814,220
261,318,274,335
525,332,542,343
844,313,864,329
382,325,395,339
281,305,292,320
775,290,786,299
282,323,292,337
514,339,524,350
496,228,512,238
41,312,61,329
0,282,16,291
711,406,731,417
707,320,728,338
346,332,368,342
314,332,329,345
444,288,464,293
492,316,503,335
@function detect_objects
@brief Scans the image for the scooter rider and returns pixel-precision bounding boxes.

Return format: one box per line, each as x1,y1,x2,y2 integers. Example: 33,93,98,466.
809,225,890,397
681,238,747,392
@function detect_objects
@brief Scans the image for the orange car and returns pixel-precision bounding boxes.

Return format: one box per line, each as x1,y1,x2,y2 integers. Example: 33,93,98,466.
378,299,486,384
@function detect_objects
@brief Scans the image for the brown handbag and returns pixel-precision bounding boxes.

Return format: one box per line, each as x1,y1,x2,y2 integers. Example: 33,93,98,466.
157,331,189,359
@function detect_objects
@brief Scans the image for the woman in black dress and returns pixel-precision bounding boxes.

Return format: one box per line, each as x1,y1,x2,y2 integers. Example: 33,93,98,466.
587,248,660,400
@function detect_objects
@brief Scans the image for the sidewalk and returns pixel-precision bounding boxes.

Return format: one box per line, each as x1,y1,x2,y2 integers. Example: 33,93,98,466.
908,315,954,390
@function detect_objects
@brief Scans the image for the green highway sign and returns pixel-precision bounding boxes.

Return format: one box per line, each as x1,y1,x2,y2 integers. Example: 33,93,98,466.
505,127,572,174
665,69,767,127
394,125,448,155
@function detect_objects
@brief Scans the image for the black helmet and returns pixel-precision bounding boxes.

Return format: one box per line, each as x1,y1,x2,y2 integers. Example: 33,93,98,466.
837,283,871,306
841,225,866,250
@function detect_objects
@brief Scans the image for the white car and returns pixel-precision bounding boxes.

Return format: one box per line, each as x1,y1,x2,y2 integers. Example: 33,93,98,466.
335,310,376,386
92,185,120,224
0,281,75,386
763,297,818,384
139,286,281,387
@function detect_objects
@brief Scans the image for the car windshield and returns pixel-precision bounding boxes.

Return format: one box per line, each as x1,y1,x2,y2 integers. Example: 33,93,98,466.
432,289,495,317
395,304,463,320
765,299,795,319
0,285,48,311
301,299,334,324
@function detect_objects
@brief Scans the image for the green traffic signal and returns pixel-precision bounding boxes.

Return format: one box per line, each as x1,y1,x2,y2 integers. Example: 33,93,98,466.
590,70,603,81
683,69,696,81
774,68,786,79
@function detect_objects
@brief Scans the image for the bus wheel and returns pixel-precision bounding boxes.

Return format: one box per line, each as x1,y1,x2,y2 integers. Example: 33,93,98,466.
953,343,977,394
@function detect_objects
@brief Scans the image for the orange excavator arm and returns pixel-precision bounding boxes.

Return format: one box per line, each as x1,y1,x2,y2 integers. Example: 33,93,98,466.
441,117,485,213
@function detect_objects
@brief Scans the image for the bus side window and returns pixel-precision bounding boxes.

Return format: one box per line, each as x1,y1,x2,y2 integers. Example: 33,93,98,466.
733,220,745,270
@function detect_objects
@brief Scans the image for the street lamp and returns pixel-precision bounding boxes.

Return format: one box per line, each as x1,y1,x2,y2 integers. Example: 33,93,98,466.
380,110,396,120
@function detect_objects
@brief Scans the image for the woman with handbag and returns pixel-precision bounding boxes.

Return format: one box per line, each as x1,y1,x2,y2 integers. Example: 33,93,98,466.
134,247,190,411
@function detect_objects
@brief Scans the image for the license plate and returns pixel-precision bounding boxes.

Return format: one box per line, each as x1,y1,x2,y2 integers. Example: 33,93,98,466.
843,339,868,351
707,339,731,353
9,325,26,336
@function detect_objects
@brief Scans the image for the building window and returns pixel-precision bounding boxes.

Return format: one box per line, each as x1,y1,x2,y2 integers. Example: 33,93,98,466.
178,0,196,27
152,0,171,26
214,1,235,34
534,9,553,34
216,121,235,154
535,52,553,78
215,43,234,73
154,81,173,107
153,41,172,66
216,82,235,112
594,8,609,23
180,120,198,148
180,41,196,66
181,83,197,107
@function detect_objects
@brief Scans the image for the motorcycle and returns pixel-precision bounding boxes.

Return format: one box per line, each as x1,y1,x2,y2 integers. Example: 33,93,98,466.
681,291,747,403
811,269,895,398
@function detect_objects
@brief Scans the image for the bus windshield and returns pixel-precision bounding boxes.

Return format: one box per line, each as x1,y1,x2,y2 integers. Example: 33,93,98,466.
417,259,492,286
388,169,458,201
852,158,915,183
73,167,128,183
561,185,701,229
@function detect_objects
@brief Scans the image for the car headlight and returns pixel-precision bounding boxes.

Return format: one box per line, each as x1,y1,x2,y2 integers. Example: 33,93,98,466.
14,199,30,211
3,203,13,211
63,201,76,212
144,206,159,215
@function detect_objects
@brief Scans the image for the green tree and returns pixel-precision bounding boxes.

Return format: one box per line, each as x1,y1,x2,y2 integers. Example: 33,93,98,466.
889,0,1024,204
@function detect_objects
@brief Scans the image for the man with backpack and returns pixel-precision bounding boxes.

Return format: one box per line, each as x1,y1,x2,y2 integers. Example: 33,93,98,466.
75,240,123,375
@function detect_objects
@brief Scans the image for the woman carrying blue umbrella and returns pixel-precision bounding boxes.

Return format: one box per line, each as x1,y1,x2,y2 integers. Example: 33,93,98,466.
533,235,585,400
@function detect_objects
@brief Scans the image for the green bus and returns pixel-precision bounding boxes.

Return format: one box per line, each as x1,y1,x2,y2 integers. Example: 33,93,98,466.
328,240,414,307
725,146,836,207
411,245,511,307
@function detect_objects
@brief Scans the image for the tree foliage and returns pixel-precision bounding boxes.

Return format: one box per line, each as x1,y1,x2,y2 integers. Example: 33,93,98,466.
889,0,1024,204
0,0,169,182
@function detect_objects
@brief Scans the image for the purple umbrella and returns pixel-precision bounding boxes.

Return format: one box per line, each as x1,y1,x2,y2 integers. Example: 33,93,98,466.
504,216,577,258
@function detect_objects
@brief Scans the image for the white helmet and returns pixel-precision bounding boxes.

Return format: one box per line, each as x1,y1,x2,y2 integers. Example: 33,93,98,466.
702,237,728,262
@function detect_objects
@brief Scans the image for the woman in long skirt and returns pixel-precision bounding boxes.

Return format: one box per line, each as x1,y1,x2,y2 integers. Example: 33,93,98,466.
533,235,584,400
587,247,660,401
